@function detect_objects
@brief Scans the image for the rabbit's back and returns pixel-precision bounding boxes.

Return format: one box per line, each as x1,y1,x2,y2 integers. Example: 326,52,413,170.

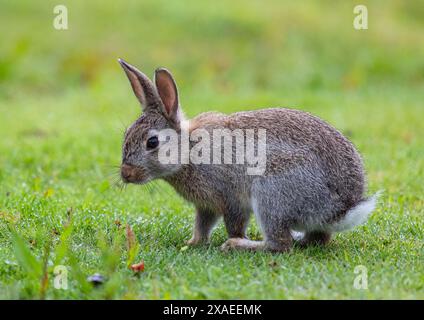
171,108,365,222
226,108,365,212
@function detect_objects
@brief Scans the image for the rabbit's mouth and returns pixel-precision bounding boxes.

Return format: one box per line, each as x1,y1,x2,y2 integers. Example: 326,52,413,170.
121,163,150,184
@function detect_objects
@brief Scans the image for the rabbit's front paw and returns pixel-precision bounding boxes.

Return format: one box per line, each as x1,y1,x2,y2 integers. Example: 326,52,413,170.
186,237,207,246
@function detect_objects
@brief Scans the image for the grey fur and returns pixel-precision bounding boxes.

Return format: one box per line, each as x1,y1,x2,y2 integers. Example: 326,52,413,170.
118,60,375,252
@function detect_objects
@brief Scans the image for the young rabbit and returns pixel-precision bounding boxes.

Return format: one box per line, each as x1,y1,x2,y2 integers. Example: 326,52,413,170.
118,59,378,252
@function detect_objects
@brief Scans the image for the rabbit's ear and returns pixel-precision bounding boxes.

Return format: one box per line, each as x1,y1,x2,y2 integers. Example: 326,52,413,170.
118,59,160,112
154,68,181,124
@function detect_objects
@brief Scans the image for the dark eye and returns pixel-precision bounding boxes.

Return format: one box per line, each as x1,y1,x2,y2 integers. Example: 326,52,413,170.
146,136,159,149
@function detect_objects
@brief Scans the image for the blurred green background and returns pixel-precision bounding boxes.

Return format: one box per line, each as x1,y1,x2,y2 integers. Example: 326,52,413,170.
0,0,423,299
1,0,423,98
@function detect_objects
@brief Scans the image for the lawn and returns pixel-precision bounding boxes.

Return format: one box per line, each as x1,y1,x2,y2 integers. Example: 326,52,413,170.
0,0,423,299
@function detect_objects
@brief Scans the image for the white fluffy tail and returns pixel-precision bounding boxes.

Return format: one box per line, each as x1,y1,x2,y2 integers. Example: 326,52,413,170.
329,191,382,233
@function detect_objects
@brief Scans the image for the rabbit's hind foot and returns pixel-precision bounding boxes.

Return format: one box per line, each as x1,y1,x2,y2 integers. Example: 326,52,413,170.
220,238,265,252
220,238,292,253
297,231,331,248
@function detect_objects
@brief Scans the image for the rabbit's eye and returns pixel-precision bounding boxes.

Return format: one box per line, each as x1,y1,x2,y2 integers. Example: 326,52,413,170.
146,136,159,150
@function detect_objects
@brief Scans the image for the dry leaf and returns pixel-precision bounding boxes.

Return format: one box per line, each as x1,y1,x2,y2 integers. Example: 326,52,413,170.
130,261,145,272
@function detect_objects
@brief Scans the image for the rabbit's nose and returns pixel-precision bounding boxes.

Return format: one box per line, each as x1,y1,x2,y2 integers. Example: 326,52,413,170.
121,164,133,182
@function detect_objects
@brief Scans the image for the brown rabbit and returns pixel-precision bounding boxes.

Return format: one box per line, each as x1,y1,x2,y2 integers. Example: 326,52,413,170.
118,59,378,252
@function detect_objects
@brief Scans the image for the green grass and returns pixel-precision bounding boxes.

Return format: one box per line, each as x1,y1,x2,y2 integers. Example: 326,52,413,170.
0,0,423,299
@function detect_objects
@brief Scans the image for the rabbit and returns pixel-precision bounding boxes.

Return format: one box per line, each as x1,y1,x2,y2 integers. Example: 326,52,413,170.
118,59,379,252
